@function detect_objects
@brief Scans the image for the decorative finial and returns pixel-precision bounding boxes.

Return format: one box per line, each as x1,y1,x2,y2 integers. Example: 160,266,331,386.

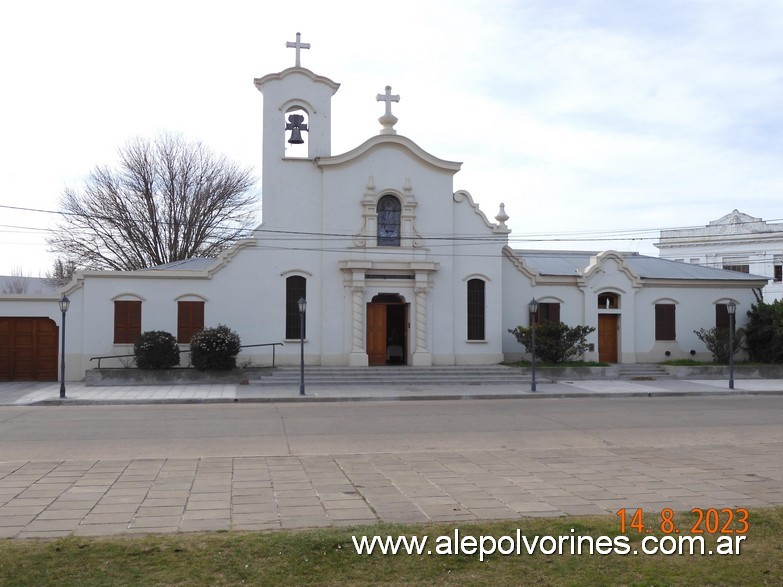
286,32,310,68
376,85,400,135
495,203,509,228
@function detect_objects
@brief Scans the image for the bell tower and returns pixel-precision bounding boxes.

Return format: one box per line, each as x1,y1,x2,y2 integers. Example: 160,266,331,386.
254,33,340,228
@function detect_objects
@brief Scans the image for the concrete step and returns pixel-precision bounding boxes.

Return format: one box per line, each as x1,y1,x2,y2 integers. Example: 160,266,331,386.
249,365,528,386
617,364,671,380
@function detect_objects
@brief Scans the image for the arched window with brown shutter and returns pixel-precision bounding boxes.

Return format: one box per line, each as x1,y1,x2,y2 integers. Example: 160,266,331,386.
285,276,306,339
467,278,485,341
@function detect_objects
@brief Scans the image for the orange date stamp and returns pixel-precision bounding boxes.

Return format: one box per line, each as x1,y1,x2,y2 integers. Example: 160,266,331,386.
616,507,749,535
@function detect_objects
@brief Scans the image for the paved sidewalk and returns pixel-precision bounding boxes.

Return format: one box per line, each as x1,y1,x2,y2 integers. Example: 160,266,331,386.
5,378,783,405
0,444,780,539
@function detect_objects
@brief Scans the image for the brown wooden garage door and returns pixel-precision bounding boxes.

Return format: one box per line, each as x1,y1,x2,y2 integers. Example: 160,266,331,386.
0,317,59,381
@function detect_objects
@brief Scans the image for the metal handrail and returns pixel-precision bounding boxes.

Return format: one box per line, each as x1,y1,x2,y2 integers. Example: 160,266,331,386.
90,342,284,368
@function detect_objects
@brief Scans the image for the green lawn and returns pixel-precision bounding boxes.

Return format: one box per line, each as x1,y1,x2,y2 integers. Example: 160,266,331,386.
1,508,780,586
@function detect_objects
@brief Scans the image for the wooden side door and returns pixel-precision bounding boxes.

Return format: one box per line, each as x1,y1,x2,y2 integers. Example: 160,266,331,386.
0,318,11,380
366,304,387,366
598,314,618,363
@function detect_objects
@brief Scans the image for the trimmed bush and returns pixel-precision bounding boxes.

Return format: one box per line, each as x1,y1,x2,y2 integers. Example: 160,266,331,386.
134,331,180,370
190,324,241,371
508,322,595,364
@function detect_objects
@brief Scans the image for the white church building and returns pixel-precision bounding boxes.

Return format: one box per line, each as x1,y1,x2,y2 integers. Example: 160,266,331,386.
0,37,769,382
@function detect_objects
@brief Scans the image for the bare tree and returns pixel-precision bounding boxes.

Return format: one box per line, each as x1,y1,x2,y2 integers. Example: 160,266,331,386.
48,134,258,270
44,258,79,287
1,267,38,294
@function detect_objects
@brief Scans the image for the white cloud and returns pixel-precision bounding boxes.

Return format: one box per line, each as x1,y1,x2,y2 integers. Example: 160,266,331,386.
1,0,782,274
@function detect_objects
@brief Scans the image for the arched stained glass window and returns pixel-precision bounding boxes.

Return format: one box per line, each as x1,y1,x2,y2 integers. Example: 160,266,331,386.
377,195,401,247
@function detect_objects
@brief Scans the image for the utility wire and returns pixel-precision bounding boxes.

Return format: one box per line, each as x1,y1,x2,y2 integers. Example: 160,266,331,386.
3,202,782,245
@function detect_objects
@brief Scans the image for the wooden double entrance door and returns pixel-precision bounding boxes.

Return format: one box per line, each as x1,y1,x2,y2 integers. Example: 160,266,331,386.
0,317,59,381
366,294,408,366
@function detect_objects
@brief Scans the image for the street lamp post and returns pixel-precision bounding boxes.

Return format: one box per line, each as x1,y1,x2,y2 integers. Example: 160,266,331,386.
298,297,307,396
727,301,736,390
529,298,538,392
58,294,70,399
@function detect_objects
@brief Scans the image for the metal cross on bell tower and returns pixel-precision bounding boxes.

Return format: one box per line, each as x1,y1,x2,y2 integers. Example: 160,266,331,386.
286,32,310,68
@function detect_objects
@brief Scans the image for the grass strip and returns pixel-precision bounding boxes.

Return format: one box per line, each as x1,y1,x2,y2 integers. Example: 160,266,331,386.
0,508,780,586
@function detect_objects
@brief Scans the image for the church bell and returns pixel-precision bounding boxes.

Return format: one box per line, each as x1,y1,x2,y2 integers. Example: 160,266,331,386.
286,113,308,144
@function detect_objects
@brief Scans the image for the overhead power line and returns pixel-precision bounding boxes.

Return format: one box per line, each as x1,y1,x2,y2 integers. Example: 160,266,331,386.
1,202,782,248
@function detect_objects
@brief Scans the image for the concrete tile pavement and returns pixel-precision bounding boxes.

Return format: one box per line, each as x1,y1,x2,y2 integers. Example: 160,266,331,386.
0,445,780,538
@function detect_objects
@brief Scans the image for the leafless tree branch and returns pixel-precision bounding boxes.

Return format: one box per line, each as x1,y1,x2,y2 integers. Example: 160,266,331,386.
48,134,258,270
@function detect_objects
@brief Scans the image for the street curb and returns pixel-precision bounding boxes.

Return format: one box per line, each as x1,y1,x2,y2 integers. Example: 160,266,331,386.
27,388,783,406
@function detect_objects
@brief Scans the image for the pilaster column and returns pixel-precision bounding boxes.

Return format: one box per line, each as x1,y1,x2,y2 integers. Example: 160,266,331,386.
351,286,365,352
412,283,432,366
348,285,368,366
415,287,427,352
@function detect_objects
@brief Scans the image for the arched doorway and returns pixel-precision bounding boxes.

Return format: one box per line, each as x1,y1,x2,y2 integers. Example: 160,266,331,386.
366,294,408,366
597,293,620,363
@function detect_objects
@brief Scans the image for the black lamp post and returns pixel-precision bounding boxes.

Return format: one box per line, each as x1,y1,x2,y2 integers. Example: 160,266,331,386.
58,294,70,399
529,298,538,392
298,297,306,396
727,300,736,390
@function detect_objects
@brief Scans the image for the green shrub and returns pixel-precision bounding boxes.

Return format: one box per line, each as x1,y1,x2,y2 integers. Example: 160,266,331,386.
744,300,783,363
693,327,744,363
134,331,180,369
508,322,595,364
190,324,241,371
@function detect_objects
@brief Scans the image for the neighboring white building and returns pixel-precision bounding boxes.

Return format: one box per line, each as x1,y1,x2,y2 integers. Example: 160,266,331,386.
0,38,769,381
655,210,783,302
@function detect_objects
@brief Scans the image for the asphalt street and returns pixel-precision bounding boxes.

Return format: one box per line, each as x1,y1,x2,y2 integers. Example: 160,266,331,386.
0,395,780,460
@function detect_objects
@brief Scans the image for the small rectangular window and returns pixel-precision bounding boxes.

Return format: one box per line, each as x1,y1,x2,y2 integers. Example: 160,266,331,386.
177,301,205,343
655,304,676,341
722,257,750,274
775,265,782,283
114,301,141,344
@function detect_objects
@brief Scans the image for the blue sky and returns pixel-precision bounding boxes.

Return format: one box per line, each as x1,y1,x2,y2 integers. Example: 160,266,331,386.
1,0,782,275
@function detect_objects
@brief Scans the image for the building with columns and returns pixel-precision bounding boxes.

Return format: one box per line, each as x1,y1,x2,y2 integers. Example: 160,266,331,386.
655,210,783,302
0,36,768,381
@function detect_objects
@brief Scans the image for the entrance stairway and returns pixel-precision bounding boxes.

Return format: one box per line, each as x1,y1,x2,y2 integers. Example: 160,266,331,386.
248,365,527,387
617,364,671,380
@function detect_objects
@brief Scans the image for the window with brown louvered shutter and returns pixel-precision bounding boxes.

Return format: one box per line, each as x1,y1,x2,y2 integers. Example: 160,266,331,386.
114,301,142,344
715,304,730,331
178,301,205,343
655,304,676,341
